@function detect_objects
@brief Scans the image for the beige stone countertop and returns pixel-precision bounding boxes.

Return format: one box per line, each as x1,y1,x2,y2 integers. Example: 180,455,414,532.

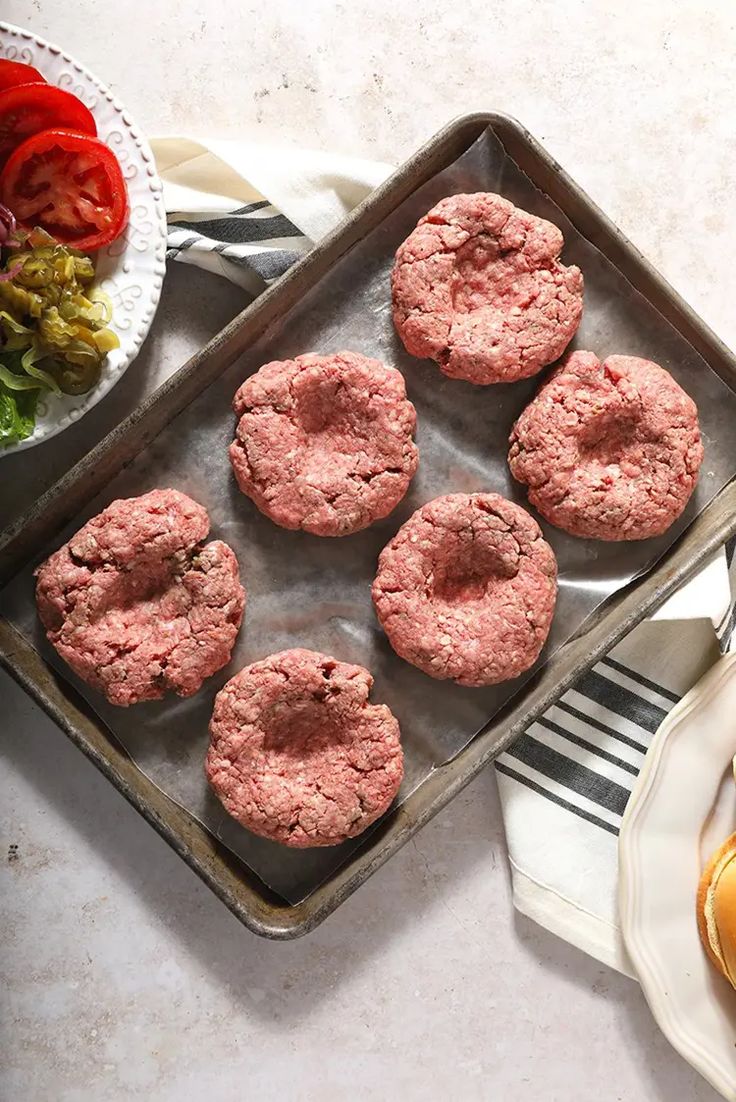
2,2,735,1098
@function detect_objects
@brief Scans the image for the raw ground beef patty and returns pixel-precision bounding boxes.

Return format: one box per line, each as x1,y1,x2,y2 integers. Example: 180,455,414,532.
391,192,583,385
372,493,557,687
206,648,404,847
508,351,704,541
229,350,418,536
35,489,245,706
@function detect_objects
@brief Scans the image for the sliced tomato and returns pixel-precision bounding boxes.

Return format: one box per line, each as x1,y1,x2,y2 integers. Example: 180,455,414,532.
0,129,129,251
0,84,96,166
0,59,47,91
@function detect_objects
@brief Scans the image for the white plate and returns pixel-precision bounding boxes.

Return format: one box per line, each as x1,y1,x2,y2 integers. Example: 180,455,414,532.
619,653,736,1100
0,21,167,453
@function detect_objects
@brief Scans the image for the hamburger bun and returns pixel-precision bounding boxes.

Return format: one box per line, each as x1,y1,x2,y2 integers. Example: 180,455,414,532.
697,831,736,988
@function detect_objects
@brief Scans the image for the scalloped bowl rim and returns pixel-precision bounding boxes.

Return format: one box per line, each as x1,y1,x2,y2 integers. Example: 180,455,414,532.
0,20,167,454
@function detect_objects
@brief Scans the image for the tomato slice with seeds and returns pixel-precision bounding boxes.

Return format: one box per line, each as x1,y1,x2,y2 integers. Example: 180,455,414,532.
0,83,96,166
0,59,47,91
0,129,129,252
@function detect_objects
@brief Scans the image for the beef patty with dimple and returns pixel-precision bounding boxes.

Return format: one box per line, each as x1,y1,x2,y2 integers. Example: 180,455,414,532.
372,492,558,687
35,488,245,706
229,350,418,537
206,648,404,847
508,351,704,540
391,192,583,385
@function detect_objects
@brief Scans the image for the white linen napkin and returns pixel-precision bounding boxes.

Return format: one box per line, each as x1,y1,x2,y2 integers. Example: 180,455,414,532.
150,136,735,973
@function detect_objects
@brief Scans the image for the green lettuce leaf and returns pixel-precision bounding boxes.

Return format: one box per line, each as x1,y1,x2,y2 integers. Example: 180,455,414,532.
0,385,38,447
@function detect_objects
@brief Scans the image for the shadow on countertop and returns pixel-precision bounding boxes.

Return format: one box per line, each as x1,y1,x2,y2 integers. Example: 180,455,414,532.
512,909,721,1101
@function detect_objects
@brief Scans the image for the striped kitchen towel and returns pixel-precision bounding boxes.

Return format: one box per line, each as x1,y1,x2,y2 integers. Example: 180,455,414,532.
151,137,390,294
497,542,736,975
166,200,311,295
149,137,735,975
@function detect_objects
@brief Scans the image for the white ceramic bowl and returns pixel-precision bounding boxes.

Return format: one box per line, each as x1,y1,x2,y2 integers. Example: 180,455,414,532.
620,653,736,1100
0,20,167,453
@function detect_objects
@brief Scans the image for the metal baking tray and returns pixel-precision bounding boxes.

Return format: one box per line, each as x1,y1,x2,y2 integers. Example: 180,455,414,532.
3,112,736,939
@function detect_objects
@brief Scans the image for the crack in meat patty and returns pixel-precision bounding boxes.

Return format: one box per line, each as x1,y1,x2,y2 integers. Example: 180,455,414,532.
391,192,583,385
206,648,404,847
508,351,704,541
229,350,418,537
372,493,557,687
35,489,246,706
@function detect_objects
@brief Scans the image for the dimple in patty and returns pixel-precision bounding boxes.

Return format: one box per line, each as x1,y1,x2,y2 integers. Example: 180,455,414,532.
431,531,518,605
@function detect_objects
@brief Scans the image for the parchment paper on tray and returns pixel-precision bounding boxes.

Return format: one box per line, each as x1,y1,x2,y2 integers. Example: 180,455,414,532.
4,127,736,905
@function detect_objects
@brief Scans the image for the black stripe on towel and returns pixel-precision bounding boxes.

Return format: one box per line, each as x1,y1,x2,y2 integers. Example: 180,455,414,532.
228,250,304,281
574,669,668,734
495,761,619,836
719,602,736,654
506,734,631,817
166,234,202,257
600,656,680,705
535,717,639,777
717,604,731,635
169,213,305,244
231,201,271,215
554,700,648,755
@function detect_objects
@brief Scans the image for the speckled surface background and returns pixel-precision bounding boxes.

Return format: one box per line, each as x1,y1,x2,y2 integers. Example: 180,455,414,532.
2,2,735,1098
